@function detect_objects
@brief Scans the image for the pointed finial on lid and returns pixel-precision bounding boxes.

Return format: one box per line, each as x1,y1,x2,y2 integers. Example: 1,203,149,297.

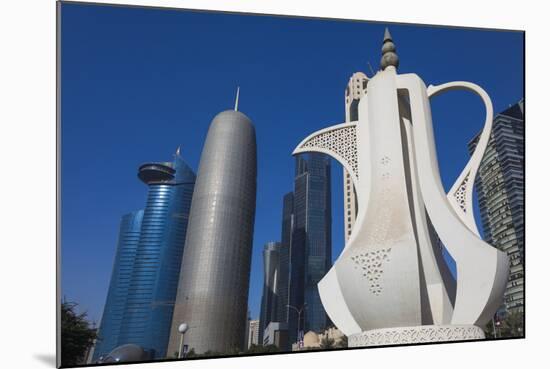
175,145,181,156
380,27,399,71
383,27,392,42
234,86,240,111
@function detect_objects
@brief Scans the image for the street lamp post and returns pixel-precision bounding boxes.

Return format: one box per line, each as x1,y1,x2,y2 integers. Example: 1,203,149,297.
178,323,189,359
286,303,307,349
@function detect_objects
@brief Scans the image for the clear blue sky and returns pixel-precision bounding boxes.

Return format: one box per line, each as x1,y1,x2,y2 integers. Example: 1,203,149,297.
60,3,523,324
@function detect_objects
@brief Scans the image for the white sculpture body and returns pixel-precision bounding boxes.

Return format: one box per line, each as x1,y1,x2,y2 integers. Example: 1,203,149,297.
292,31,509,345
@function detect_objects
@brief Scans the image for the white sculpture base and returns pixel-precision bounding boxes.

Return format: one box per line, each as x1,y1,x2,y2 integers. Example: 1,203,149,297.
348,325,485,347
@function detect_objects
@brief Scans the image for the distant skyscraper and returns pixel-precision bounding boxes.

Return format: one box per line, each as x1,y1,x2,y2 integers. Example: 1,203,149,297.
469,100,524,315
343,72,368,242
93,210,144,361
286,154,332,346
247,319,260,349
258,242,281,344
243,311,251,349
276,193,294,325
168,108,257,354
93,151,196,360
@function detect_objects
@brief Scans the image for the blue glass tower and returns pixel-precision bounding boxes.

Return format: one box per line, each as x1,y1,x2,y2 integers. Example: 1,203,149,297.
285,153,332,346
92,210,144,361
93,150,195,360
259,241,281,344
277,192,294,325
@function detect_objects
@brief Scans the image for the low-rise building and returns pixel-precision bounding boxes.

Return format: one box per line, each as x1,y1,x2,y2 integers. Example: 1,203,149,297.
262,322,288,349
291,327,345,351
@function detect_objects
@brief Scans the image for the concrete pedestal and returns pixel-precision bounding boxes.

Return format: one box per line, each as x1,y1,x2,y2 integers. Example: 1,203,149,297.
348,325,485,347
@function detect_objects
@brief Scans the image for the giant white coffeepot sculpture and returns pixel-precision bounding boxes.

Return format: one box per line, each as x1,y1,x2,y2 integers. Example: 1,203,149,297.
292,29,509,346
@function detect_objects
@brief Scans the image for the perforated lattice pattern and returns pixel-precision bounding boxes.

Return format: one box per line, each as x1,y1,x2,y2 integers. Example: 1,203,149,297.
349,325,485,347
301,125,358,178
454,173,470,212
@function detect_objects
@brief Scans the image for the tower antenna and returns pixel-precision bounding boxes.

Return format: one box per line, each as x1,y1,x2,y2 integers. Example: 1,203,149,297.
234,86,240,111
367,61,375,77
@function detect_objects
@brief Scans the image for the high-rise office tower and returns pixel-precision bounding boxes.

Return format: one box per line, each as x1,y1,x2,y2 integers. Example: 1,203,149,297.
92,210,144,361
119,152,196,359
468,100,524,315
286,153,332,346
276,193,294,325
93,151,196,360
259,242,281,344
343,72,368,242
168,107,257,355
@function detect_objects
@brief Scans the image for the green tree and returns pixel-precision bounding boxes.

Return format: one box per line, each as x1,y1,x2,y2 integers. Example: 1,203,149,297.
185,348,197,358
61,300,97,367
499,311,524,338
245,344,260,354
319,336,335,349
244,344,280,354
174,344,283,359
483,320,496,339
336,335,348,348
261,344,280,353
484,311,524,339
172,347,198,359
201,350,223,357
226,346,242,356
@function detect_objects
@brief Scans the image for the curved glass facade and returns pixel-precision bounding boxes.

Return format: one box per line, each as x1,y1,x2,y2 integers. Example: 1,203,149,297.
93,154,195,360
92,210,144,361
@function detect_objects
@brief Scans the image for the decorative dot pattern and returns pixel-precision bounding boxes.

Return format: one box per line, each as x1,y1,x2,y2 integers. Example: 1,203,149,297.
350,248,392,295
454,173,469,212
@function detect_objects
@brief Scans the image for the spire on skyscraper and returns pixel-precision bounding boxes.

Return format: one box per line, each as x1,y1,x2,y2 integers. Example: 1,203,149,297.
234,86,240,111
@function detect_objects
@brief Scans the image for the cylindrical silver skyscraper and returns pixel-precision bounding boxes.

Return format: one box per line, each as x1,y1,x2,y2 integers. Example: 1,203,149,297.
167,109,257,355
